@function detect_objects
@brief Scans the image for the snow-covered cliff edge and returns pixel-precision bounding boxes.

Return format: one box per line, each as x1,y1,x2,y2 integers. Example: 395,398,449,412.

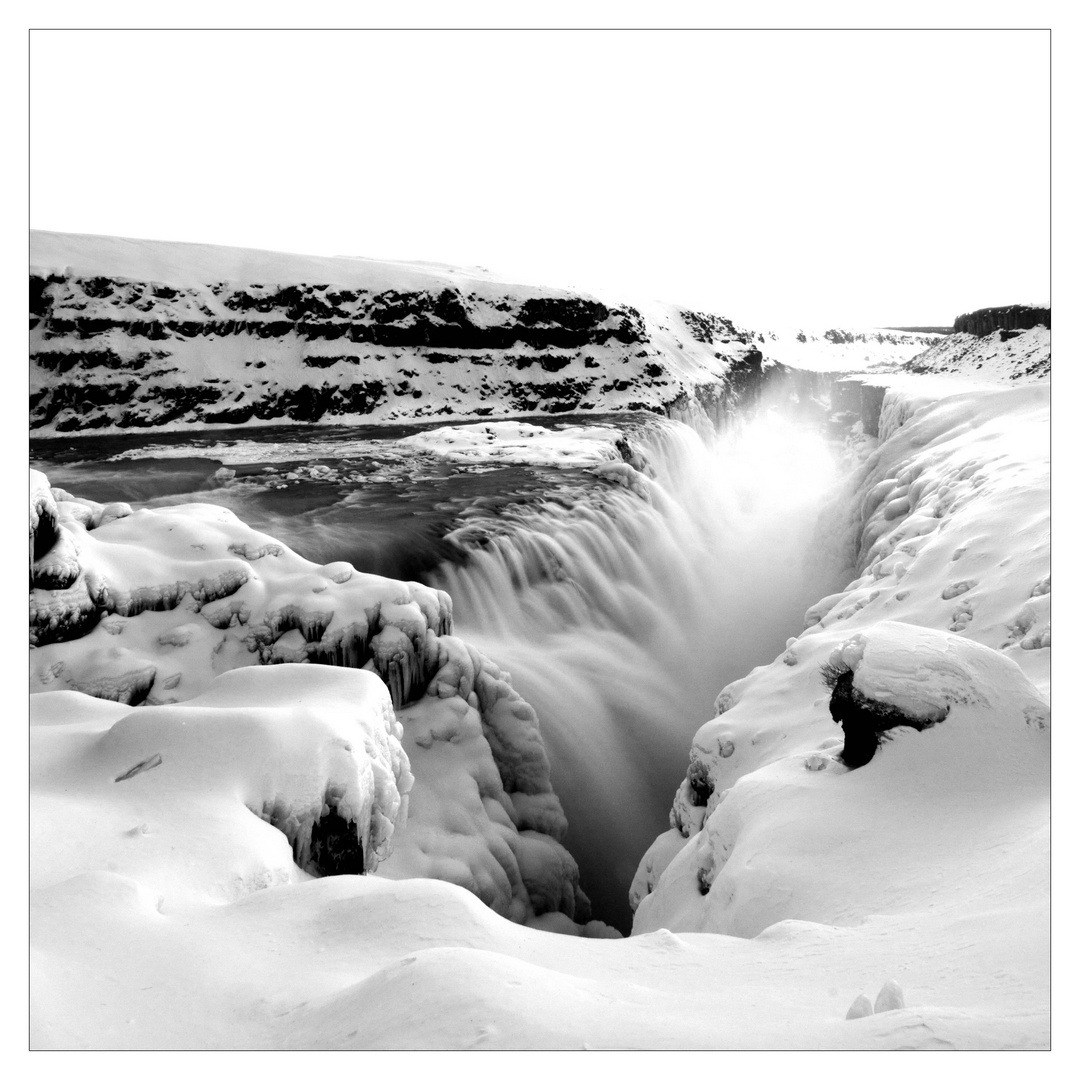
30,232,949,437
30,471,610,933
30,231,773,435
630,352,1049,1044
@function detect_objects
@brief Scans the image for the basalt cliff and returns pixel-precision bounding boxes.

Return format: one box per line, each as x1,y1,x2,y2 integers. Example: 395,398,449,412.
31,232,775,436
30,232,950,437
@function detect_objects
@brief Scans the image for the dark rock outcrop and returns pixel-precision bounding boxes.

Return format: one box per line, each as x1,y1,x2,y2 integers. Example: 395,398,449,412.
821,662,947,768
953,305,1050,337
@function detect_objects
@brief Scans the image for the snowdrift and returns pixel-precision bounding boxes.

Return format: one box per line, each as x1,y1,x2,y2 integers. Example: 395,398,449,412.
33,666,410,903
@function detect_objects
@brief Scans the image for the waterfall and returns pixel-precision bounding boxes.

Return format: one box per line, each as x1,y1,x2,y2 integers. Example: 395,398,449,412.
431,406,852,931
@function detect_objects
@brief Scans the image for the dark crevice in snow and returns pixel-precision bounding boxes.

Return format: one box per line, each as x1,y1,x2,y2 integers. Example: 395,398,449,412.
306,807,366,876
254,788,366,879
114,752,163,782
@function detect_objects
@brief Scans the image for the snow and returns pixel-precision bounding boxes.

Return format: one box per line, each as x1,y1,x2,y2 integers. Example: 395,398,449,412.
906,325,1050,382
628,370,1049,1047
30,229,556,300
28,252,1051,1047
32,666,410,905
29,480,587,938
750,324,946,372
400,419,627,467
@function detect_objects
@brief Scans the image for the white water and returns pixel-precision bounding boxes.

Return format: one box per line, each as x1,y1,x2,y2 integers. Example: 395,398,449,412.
433,408,852,930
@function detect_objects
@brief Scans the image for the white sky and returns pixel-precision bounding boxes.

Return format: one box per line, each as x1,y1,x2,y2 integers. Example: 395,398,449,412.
29,23,1050,328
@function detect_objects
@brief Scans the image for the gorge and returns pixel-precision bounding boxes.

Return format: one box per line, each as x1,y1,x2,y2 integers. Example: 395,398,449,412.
29,233,1050,1049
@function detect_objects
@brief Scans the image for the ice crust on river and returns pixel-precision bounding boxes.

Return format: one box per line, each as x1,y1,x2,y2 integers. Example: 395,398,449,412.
400,419,630,467
30,328,1050,1048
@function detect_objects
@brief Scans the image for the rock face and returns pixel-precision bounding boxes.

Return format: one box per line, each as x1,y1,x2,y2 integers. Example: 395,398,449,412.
30,231,767,435
953,304,1050,337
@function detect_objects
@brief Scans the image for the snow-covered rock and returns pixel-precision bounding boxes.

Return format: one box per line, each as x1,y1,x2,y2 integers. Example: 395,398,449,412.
633,619,1048,937
905,324,1049,382
29,473,589,927
751,324,945,372
33,665,410,903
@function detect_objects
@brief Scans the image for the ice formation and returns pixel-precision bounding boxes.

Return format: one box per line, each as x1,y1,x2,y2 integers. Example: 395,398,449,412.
399,419,631,467
29,474,589,927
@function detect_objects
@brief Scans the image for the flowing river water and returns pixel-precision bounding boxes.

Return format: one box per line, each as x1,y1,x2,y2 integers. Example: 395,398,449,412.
32,401,853,931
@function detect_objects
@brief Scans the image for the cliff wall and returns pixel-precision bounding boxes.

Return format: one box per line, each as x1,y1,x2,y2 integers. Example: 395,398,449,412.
953,304,1050,337
30,232,765,436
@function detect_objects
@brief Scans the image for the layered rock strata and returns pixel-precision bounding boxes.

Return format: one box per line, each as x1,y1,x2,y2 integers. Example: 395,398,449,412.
30,231,766,435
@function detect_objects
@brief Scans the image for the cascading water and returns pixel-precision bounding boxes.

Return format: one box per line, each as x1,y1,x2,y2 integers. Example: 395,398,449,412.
430,405,853,931
32,392,855,934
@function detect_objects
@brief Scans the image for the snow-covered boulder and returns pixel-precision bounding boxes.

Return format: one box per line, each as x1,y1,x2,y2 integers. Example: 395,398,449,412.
32,665,410,903
633,621,1048,937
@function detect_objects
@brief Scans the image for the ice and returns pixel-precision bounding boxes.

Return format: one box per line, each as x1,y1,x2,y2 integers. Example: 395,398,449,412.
29,470,588,928
401,420,627,467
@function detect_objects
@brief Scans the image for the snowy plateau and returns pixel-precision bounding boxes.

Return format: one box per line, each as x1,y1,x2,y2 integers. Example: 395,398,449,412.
29,233,1050,1050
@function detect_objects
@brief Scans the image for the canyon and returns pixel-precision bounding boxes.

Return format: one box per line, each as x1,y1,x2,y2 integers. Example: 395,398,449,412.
29,233,1050,1049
